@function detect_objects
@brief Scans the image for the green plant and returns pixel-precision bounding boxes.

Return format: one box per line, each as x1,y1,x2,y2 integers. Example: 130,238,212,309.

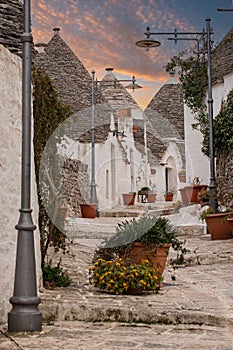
197,188,210,204
140,186,151,191
166,54,233,158
89,258,162,294
166,191,174,194
33,67,72,271
42,259,71,289
214,89,233,153
95,216,188,270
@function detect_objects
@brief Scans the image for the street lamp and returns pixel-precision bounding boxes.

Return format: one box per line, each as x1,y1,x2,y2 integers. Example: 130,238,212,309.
8,0,42,332
135,18,217,212
90,69,141,204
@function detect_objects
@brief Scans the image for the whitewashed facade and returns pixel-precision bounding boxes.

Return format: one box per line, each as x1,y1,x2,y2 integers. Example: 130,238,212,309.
0,44,41,324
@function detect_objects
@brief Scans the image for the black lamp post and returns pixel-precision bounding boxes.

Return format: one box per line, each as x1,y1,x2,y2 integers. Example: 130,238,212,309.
8,0,42,332
135,17,217,212
90,69,141,204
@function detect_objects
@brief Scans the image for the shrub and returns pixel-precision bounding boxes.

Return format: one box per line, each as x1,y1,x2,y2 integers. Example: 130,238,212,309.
43,259,71,288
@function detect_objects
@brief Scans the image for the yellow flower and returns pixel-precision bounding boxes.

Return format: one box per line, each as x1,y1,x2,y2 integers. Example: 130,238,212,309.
139,280,147,285
141,259,149,264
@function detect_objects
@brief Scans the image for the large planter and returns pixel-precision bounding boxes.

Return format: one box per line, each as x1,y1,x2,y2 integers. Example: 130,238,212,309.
80,203,97,218
124,242,171,278
185,185,208,204
122,193,136,206
179,188,188,206
205,212,233,240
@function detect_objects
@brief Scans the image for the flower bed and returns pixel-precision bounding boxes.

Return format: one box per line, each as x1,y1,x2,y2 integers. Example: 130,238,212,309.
89,258,162,295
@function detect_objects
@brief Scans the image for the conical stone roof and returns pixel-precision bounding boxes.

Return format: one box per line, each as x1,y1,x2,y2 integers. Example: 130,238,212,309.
211,27,233,85
34,28,113,144
34,28,100,113
0,0,23,56
145,72,184,141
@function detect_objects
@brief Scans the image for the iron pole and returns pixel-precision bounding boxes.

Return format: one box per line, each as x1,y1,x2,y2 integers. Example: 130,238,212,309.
8,0,42,332
206,17,217,211
90,70,97,204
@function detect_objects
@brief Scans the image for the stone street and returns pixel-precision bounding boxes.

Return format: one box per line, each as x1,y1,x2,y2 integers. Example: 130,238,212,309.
0,207,233,349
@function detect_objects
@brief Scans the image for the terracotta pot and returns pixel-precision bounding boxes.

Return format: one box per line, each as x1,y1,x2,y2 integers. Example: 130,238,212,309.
80,203,97,218
185,185,208,204
125,242,171,277
147,193,156,203
179,188,188,205
164,193,174,201
178,174,186,183
205,212,233,240
122,193,136,206
133,125,138,133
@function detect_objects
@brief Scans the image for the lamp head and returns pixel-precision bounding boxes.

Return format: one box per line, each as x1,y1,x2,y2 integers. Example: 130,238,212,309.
125,83,142,91
135,38,161,51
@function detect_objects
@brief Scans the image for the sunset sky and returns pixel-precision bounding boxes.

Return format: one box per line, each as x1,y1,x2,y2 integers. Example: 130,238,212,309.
31,0,233,108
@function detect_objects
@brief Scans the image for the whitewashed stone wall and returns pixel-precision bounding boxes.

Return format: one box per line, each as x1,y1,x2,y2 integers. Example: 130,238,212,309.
0,44,41,324
184,104,209,185
184,72,233,187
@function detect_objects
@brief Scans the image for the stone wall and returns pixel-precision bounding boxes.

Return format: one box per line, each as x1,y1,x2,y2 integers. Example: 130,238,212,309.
62,158,90,215
216,150,233,207
0,44,41,324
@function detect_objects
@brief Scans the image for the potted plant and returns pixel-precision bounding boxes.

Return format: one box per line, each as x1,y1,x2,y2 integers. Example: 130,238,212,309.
164,191,174,201
122,192,136,205
89,258,162,295
178,169,186,183
79,203,98,218
94,216,187,280
184,177,208,204
199,181,233,240
148,192,157,203
138,186,156,203
200,208,233,240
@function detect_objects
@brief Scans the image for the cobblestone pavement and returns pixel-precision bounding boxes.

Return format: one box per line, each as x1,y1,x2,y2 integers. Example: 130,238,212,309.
0,321,232,349
0,214,233,349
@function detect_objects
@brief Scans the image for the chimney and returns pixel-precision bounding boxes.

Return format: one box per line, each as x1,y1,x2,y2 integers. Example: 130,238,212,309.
53,27,60,36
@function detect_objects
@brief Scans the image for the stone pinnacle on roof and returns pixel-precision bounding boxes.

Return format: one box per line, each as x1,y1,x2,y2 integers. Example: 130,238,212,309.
100,67,141,110
53,28,60,36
